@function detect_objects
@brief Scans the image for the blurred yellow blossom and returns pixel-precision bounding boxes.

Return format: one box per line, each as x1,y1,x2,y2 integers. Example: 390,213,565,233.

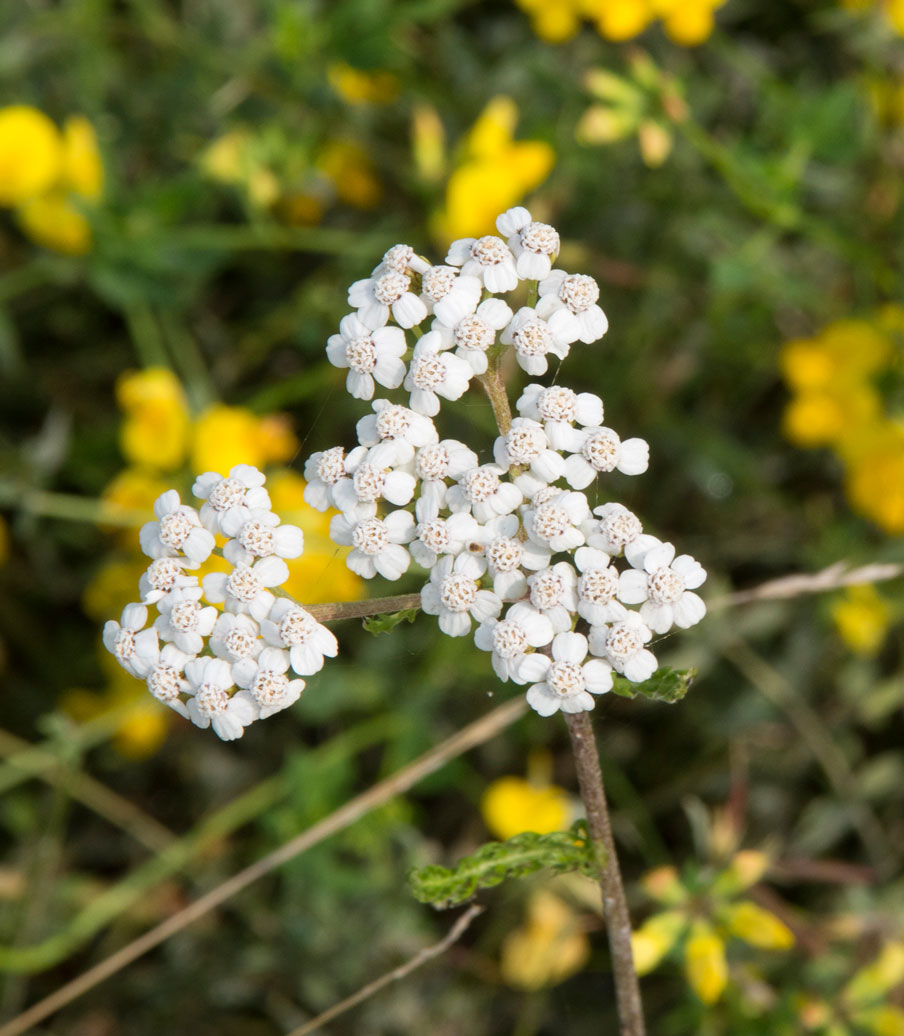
482,776,571,840
0,105,62,206
82,556,149,622
17,193,92,255
500,888,591,989
684,922,728,1004
831,584,892,655
782,385,881,449
842,0,904,34
844,420,904,533
433,97,555,243
100,468,169,548
327,63,399,105
60,115,104,200
191,404,298,475
412,103,446,184
116,367,191,471
515,0,726,45
318,140,382,209
201,128,281,209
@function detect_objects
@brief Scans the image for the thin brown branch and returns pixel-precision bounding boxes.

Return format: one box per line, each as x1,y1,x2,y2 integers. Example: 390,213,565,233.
0,698,527,1036
565,712,645,1036
284,904,484,1036
715,560,903,608
301,593,422,623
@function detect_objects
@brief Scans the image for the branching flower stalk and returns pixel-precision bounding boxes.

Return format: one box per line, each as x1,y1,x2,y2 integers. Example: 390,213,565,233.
102,206,707,1031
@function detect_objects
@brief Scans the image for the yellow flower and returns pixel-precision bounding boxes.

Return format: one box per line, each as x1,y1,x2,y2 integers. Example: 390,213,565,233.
0,105,62,206
60,116,104,201
190,404,297,475
327,63,400,105
655,0,724,45
117,368,191,472
200,128,280,208
585,0,656,41
481,776,571,840
317,140,381,209
831,584,892,655
411,103,446,184
845,421,904,533
843,940,904,1008
853,1005,904,1036
722,900,794,950
515,0,584,42
433,97,555,243
782,385,880,448
631,910,688,973
500,889,591,989
17,192,92,255
684,921,728,1004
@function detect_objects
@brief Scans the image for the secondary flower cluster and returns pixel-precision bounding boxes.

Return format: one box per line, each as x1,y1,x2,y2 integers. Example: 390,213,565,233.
103,205,706,735
103,465,337,739
308,206,706,717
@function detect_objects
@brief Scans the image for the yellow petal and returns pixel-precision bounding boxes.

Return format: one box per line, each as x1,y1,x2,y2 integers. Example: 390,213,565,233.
0,105,62,206
685,923,728,1004
60,115,104,200
723,900,794,951
17,192,92,254
631,910,688,974
640,865,686,905
853,1005,904,1036
844,941,904,1007
481,776,571,840
501,890,590,990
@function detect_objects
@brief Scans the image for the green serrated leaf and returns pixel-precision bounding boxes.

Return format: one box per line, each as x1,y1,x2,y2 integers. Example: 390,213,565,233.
408,820,596,908
362,609,418,635
611,666,697,704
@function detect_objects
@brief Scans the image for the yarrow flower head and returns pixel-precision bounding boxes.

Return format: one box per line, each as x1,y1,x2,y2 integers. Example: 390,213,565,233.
103,206,706,733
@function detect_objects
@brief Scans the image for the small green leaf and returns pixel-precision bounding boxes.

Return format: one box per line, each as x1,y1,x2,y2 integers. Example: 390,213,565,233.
362,609,418,635
611,667,697,704
408,820,596,908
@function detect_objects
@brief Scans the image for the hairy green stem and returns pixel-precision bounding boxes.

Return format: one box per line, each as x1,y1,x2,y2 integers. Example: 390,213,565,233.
565,711,645,1036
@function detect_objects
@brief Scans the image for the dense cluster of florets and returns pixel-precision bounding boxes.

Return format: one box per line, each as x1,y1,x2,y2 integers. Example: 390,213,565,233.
105,206,706,735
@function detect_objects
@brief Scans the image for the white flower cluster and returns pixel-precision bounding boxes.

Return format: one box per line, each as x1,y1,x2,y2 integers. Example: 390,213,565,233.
103,206,706,732
309,206,706,717
103,465,337,739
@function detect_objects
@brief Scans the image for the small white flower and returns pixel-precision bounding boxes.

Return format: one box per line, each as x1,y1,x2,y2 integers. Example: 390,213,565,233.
139,491,215,564
473,601,555,684
210,612,265,664
537,270,608,344
326,313,408,400
618,538,707,634
523,490,590,553
413,439,478,521
420,553,502,637
331,446,416,519
185,658,258,740
501,306,579,376
446,464,523,523
419,265,482,326
303,446,347,512
520,632,613,716
496,207,561,280
481,520,530,601
233,646,305,720
585,503,644,556
143,643,192,718
138,557,198,605
493,417,566,496
411,512,481,568
193,466,271,536
403,333,474,417
329,510,415,580
516,384,604,451
432,298,513,375
356,399,438,465
588,613,657,683
221,509,304,567
103,603,158,677
202,556,289,623
525,561,578,632
574,546,628,626
445,234,519,293
154,587,218,655
376,243,430,277
348,269,427,329
261,598,339,676
564,427,649,488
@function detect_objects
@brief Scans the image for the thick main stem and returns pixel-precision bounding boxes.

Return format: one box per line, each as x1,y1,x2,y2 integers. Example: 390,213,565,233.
565,711,645,1036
